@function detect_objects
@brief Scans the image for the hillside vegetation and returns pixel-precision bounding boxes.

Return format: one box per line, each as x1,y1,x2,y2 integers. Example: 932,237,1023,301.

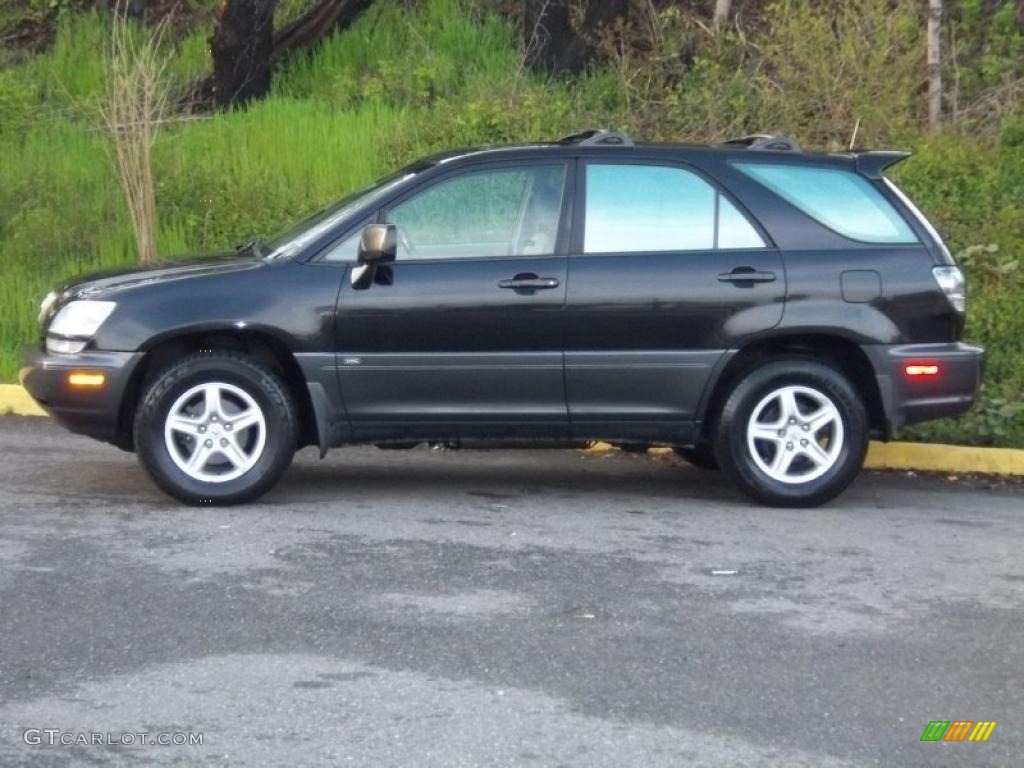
1,0,1022,446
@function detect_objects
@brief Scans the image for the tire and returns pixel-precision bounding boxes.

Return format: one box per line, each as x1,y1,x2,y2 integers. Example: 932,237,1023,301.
713,358,868,507
673,444,719,471
133,352,298,505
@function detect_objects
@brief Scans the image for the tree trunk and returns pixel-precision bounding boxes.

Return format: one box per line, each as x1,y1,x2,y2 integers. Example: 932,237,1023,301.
211,0,278,108
523,0,629,75
271,0,374,65
186,0,373,111
927,0,942,133
713,0,732,29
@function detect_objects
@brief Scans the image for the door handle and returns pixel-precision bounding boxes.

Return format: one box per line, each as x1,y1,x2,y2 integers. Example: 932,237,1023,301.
718,267,776,284
498,274,560,290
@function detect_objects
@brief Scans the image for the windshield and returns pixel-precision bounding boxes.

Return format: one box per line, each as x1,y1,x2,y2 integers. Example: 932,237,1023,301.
263,163,430,260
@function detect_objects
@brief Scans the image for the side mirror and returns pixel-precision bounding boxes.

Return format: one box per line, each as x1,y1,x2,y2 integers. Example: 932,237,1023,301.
357,223,397,264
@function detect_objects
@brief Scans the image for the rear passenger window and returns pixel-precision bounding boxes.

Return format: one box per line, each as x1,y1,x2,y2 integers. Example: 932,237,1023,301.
733,162,917,244
584,164,765,253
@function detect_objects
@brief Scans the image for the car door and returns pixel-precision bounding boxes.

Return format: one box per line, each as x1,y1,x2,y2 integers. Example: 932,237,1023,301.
333,161,572,441
564,159,785,443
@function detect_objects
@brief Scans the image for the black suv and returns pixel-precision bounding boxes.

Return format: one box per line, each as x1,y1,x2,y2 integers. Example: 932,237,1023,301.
22,130,984,507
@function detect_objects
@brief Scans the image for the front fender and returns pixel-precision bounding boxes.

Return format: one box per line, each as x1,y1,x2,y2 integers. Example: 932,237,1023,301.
91,261,340,354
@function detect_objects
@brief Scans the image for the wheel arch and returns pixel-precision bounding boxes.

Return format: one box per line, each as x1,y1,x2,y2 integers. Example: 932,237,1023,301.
116,328,317,451
697,332,888,442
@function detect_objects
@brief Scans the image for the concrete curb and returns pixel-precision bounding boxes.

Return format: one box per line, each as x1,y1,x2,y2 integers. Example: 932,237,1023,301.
3,384,1022,476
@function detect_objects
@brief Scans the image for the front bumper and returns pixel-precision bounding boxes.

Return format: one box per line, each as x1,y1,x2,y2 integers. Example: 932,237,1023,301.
20,347,144,447
865,342,985,435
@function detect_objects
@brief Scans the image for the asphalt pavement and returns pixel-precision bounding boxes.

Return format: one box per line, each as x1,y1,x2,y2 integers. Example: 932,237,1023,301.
0,415,1021,767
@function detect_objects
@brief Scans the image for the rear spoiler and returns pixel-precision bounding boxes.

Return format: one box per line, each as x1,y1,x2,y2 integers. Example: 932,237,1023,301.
841,150,912,179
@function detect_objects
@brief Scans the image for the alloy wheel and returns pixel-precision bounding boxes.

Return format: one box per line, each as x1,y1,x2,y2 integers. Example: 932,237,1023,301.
163,382,267,483
746,384,844,484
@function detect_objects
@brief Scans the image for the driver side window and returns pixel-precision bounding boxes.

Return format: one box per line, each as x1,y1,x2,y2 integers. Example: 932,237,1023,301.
385,165,566,261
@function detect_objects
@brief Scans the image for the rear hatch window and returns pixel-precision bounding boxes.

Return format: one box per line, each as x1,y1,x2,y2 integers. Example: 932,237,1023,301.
733,162,918,244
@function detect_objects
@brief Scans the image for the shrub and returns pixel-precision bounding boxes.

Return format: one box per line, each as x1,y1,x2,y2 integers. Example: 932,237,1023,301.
896,138,1024,446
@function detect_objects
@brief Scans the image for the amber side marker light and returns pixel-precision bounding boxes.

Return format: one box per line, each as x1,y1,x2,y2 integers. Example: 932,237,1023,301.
904,362,940,378
67,371,106,387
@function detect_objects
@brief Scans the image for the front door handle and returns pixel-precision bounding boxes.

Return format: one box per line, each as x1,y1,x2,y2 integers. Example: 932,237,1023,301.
498,274,560,290
718,267,776,284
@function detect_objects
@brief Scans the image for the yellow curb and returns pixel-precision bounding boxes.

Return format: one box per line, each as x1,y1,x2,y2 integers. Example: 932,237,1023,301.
586,439,1024,476
0,384,45,417
864,440,1024,476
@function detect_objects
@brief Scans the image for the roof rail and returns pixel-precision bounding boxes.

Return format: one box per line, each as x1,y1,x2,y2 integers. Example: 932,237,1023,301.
720,134,802,153
558,129,634,147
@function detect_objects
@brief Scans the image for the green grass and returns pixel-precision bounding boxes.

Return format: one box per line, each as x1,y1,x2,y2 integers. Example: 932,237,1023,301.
25,12,109,106
274,0,519,107
153,97,409,250
0,0,1022,447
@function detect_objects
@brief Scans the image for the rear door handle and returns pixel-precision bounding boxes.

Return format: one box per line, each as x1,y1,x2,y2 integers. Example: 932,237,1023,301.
499,274,560,290
718,267,776,284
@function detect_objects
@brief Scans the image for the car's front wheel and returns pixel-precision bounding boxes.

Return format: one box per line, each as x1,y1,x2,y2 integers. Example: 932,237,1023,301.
713,359,868,507
133,352,298,505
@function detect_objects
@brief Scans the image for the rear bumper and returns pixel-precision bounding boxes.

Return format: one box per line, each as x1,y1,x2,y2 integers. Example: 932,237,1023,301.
20,346,143,447
865,342,985,435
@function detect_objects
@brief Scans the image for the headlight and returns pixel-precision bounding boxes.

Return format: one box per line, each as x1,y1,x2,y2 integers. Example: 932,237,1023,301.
46,338,89,354
48,300,117,338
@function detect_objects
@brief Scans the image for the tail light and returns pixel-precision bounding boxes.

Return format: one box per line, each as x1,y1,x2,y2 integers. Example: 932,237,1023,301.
904,362,940,378
932,266,966,313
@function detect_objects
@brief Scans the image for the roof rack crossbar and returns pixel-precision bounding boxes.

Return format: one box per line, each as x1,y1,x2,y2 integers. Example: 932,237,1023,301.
558,129,634,147
719,134,802,153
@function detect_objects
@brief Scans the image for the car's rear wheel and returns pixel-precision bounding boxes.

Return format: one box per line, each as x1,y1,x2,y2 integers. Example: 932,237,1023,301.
713,358,868,507
134,352,298,505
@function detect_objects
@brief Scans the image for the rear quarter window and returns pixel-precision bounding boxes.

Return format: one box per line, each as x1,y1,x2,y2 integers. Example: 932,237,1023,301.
733,162,917,244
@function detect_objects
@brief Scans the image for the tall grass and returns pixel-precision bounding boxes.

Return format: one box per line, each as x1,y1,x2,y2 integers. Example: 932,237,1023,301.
275,0,519,106
154,98,410,249
169,25,214,85
26,12,110,106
